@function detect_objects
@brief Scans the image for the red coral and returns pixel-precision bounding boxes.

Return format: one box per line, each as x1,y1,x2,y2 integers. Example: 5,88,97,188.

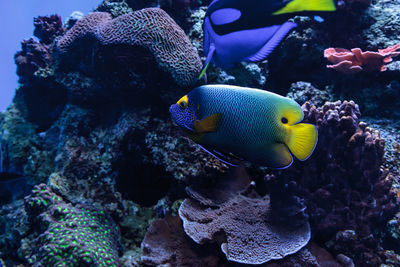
33,15,64,45
14,15,63,80
324,44,400,74
14,38,52,79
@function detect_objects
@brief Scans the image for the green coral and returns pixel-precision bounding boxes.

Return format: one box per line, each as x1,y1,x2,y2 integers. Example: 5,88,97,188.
25,184,121,267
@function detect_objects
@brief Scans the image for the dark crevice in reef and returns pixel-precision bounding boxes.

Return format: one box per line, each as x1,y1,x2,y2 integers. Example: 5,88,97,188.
115,130,174,206
15,82,67,132
116,161,174,206
0,174,32,204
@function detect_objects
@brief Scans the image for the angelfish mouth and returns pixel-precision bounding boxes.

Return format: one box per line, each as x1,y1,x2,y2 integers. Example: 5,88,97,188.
169,105,174,114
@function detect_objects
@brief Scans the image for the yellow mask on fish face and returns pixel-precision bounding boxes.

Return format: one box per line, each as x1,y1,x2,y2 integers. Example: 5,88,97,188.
275,101,317,162
277,103,304,127
177,95,188,109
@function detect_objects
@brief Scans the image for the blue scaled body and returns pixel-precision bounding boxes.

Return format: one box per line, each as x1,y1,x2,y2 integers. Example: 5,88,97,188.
170,85,318,168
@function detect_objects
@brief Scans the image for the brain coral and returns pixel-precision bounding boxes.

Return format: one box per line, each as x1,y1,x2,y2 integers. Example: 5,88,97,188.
57,8,202,86
25,184,121,267
56,12,112,55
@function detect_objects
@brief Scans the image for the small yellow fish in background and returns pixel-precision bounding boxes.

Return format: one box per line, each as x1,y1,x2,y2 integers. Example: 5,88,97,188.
169,85,318,169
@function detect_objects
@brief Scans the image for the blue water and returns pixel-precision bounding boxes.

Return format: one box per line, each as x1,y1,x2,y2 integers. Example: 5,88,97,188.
0,0,101,112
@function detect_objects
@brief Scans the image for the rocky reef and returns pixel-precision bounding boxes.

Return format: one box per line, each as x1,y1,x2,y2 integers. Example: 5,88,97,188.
0,0,399,266
261,100,398,266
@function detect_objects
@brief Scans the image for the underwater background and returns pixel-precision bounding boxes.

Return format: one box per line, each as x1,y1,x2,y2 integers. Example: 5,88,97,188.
0,0,399,266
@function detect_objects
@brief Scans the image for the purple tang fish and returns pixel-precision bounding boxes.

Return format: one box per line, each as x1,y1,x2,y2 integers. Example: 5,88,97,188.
199,0,336,77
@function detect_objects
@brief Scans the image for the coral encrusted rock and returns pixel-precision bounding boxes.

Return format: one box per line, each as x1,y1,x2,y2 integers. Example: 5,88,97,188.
265,100,399,266
286,81,333,106
15,14,64,81
178,168,311,265
25,184,121,267
14,39,52,80
56,8,202,86
33,15,64,45
141,215,222,266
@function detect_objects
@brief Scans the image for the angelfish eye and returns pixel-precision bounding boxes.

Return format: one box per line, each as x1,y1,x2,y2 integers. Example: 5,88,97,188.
179,101,187,109
281,117,288,124
177,95,188,109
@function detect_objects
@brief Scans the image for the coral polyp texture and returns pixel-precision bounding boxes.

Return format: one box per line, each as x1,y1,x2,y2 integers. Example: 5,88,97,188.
56,12,112,54
265,100,398,266
24,184,121,267
178,170,311,265
57,8,202,86
15,14,64,81
33,15,64,45
14,38,52,80
141,215,222,266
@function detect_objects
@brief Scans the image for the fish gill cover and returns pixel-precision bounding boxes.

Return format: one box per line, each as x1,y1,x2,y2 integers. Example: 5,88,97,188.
0,0,399,266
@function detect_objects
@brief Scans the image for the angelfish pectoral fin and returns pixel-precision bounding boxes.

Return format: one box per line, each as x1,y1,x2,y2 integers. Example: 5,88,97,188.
194,113,222,133
286,123,318,161
199,44,216,79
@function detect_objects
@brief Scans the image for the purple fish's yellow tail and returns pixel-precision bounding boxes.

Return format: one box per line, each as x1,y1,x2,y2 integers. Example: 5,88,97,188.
199,44,216,79
273,0,336,15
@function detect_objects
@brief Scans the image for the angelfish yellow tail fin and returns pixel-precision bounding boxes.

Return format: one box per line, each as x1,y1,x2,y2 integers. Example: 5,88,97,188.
273,0,336,15
286,123,318,161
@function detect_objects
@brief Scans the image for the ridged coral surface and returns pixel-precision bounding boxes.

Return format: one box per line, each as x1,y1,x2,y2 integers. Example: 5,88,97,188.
57,8,202,86
56,12,112,54
25,184,121,267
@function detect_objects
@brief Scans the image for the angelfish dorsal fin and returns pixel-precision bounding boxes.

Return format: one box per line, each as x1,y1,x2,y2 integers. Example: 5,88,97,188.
194,113,222,133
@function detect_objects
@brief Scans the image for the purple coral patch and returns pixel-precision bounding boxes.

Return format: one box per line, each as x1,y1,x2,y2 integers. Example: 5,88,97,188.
266,100,398,266
178,169,311,265
33,15,64,45
141,215,222,266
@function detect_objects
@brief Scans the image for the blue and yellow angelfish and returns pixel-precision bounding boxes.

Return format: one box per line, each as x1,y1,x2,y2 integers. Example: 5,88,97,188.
170,85,317,168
